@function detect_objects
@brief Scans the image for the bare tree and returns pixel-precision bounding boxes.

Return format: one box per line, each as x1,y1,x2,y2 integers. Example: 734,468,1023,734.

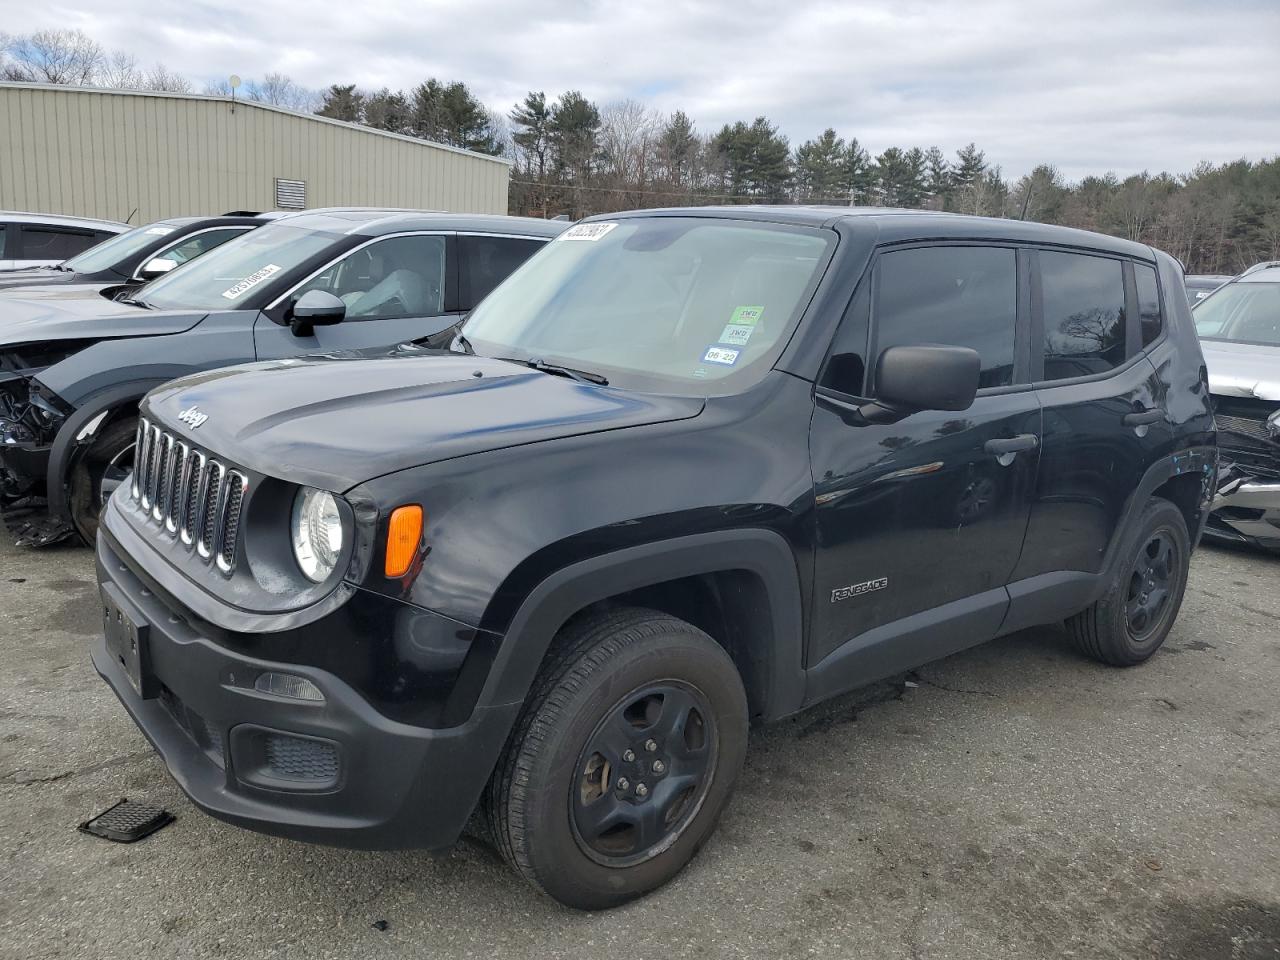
245,72,319,112
3,29,103,84
99,50,144,88
145,64,192,93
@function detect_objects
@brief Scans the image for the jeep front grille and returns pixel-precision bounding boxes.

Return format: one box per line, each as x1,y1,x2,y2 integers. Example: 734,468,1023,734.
131,418,248,574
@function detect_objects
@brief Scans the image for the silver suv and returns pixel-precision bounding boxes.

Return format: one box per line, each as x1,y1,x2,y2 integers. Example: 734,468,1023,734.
1194,261,1280,551
0,211,128,269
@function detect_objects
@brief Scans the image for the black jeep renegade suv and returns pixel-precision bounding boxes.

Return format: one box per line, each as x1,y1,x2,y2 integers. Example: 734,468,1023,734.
93,207,1217,909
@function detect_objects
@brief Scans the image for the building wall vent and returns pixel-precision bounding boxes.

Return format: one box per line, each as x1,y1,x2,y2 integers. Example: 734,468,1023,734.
275,178,306,210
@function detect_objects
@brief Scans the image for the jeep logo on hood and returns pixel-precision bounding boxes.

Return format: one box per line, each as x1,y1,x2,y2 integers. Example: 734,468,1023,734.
177,405,209,429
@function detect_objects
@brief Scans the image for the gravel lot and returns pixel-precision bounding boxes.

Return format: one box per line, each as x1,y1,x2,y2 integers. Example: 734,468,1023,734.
1,535,1277,959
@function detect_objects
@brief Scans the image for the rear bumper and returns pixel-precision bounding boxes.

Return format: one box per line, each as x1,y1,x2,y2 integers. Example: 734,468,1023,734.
1206,479,1280,551
93,533,520,850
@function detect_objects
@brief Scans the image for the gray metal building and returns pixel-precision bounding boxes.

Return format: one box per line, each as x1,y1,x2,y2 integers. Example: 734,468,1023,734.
0,82,511,223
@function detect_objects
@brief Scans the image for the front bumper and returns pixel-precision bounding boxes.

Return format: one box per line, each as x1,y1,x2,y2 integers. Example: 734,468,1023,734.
1205,478,1280,552
93,531,521,850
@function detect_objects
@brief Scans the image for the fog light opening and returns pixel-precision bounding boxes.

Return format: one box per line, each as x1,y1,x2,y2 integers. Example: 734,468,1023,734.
253,671,325,702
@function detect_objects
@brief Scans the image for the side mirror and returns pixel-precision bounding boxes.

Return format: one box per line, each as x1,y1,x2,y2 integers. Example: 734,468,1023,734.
875,345,981,413
138,257,177,280
289,290,346,336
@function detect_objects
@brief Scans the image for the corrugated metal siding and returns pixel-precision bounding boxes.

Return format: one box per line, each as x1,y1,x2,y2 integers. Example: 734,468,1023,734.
0,83,510,222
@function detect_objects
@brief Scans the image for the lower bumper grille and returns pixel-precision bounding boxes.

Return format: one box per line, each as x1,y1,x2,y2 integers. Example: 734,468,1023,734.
159,687,225,768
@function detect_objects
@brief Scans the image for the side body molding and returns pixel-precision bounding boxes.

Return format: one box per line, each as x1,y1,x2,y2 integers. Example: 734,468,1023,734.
476,529,808,723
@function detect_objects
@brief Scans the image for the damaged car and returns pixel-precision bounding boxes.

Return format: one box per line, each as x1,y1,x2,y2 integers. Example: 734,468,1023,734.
1194,260,1280,552
0,208,564,545
0,213,275,294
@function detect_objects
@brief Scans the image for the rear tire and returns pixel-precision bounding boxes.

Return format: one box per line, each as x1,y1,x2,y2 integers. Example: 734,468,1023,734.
485,607,748,910
1066,498,1190,666
68,417,137,545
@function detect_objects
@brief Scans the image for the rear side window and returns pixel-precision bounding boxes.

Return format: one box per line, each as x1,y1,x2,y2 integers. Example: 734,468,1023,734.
0,225,7,258
20,226,95,260
1134,263,1163,346
459,235,546,310
874,246,1017,389
1040,251,1126,380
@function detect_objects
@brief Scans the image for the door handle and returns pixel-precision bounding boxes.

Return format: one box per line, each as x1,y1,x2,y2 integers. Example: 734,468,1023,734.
984,434,1039,456
1122,408,1164,427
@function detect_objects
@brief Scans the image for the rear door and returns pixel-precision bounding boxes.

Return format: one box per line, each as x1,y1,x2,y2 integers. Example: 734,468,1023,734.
1011,249,1164,581
808,243,1041,669
253,232,459,359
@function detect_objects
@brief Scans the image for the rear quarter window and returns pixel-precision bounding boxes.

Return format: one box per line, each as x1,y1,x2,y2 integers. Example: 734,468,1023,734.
1134,263,1163,346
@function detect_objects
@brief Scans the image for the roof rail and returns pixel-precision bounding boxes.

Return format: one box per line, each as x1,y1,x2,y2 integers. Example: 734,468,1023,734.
222,210,263,216
1240,260,1280,277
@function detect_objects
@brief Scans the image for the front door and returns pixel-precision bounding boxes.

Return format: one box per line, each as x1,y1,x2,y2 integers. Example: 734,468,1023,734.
254,232,460,359
809,243,1040,673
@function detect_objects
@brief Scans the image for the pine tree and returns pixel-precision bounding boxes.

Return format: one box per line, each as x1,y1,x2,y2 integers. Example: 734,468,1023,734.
316,84,364,123
794,128,848,202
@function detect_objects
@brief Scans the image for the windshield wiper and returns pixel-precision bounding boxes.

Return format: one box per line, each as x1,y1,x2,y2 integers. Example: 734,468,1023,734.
515,357,608,386
118,296,152,309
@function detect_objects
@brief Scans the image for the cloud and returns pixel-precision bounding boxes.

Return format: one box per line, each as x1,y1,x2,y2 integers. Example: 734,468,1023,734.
9,0,1279,178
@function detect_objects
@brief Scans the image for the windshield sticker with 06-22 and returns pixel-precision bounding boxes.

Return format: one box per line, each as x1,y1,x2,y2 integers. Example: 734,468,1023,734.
699,306,763,367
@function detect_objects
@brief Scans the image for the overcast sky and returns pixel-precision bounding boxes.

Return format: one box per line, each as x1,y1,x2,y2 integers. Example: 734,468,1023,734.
8,0,1279,180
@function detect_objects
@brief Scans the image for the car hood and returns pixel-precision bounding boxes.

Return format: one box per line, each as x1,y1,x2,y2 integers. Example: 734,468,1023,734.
144,352,705,491
1202,339,1280,402
0,286,204,348
0,268,74,290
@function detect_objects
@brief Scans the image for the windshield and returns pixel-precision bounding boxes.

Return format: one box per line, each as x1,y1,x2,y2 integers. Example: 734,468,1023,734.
63,221,182,275
139,223,339,311
462,217,833,393
1193,281,1280,345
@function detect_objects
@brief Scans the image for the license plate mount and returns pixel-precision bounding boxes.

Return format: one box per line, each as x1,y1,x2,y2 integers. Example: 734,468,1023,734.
102,583,157,699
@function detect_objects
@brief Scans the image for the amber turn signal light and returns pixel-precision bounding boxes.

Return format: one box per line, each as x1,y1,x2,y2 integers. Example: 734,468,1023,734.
384,505,424,578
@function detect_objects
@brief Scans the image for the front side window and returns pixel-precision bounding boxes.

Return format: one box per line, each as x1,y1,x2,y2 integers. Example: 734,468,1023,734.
64,221,183,275
1193,280,1280,346
874,245,1018,389
150,227,250,271
1040,251,1126,380
1135,263,1163,346
289,234,447,320
139,223,340,311
462,218,834,394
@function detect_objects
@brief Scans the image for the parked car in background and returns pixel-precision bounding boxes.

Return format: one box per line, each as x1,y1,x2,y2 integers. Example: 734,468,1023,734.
1185,274,1233,304
0,214,279,294
0,212,128,270
0,208,565,545
1193,261,1280,552
92,207,1215,909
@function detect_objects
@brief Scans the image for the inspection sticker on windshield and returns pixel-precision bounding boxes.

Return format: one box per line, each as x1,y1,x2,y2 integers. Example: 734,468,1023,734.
221,264,282,300
702,345,740,366
561,222,617,242
719,324,754,346
730,305,763,326
144,226,175,236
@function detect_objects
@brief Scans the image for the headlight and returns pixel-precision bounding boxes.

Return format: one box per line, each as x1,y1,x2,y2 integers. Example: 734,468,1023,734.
292,487,344,582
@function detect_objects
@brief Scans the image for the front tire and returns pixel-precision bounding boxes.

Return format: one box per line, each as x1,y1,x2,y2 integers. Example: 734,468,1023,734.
485,607,748,910
1067,498,1190,666
68,417,137,545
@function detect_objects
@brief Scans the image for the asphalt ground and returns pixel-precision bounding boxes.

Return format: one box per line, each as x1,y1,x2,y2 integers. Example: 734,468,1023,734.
1,536,1277,959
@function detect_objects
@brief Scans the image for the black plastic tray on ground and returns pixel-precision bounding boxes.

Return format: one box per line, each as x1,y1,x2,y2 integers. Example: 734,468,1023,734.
78,799,174,843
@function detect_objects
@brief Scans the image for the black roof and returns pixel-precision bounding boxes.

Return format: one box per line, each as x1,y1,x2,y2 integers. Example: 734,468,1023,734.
271,208,567,239
589,204,1154,260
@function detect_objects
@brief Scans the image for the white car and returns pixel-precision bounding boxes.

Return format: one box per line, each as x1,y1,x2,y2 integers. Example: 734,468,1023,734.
0,211,128,270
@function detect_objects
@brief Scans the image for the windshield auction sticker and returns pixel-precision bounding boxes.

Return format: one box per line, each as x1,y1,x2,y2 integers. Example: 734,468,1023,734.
702,345,740,366
221,264,282,300
718,305,763,346
561,222,618,242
